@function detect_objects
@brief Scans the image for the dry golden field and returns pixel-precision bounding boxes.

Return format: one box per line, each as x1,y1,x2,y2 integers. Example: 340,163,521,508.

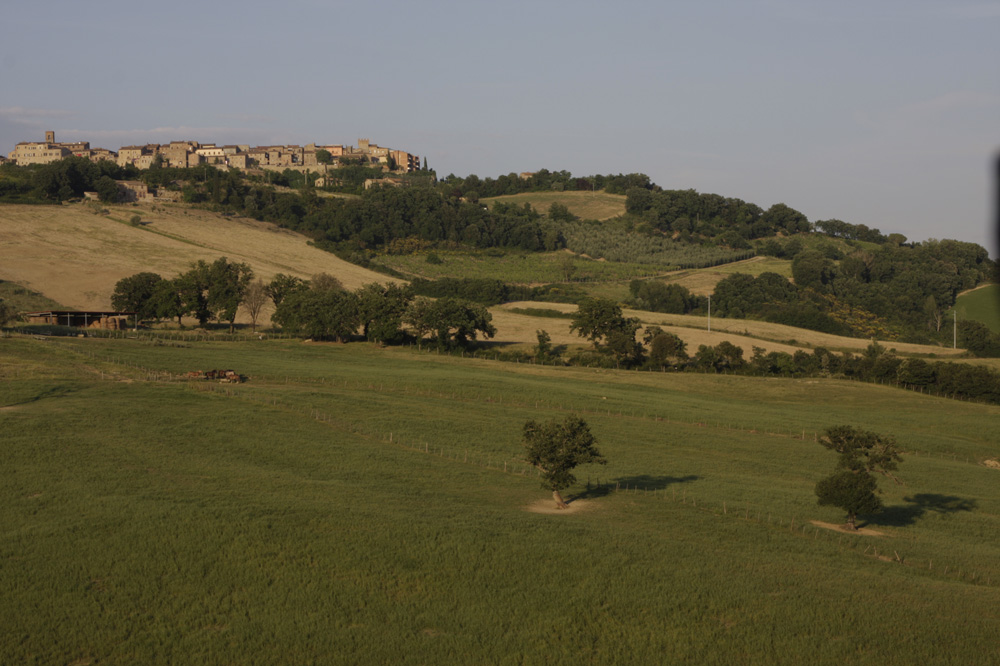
0,202,400,311
658,256,792,296
498,301,964,358
483,191,626,221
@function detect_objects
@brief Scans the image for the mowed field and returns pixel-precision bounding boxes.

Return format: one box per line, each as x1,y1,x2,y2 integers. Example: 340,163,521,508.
661,255,793,296
955,283,1000,332
498,301,966,358
2,336,998,664
483,190,626,220
0,203,399,311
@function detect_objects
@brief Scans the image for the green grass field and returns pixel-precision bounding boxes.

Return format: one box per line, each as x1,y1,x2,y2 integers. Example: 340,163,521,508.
2,335,999,664
954,284,1000,332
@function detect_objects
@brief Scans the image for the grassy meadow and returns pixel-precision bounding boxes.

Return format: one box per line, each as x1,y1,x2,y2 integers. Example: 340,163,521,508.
954,283,1000,332
2,335,999,664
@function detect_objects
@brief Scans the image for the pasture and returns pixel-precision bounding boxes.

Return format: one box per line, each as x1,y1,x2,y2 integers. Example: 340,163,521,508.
954,283,1000,332
2,335,998,664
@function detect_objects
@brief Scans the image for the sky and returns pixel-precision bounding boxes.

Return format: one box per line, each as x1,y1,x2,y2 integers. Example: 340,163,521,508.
2,0,998,256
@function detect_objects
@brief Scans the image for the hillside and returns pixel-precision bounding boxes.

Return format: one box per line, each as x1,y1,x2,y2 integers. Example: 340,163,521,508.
2,336,998,663
483,190,626,221
0,202,400,311
1,201,976,361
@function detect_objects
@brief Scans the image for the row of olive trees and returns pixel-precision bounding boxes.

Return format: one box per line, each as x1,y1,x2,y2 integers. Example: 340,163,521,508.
559,221,753,267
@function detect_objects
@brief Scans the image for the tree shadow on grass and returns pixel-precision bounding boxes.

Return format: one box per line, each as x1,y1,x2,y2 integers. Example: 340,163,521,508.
5,385,76,408
571,474,700,500
866,493,977,527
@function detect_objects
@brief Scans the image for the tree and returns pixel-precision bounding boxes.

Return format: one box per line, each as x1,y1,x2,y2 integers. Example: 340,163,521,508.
523,416,606,509
570,298,627,347
241,279,269,333
310,272,344,293
548,202,577,222
958,320,1000,357
404,297,435,349
266,273,308,308
315,149,333,164
534,329,553,363
355,282,413,345
175,261,212,327
570,297,643,365
815,471,883,529
150,279,184,326
0,299,15,327
815,425,902,529
272,287,359,341
414,297,496,349
791,250,835,291
559,253,577,281
95,176,119,204
111,272,164,328
644,326,688,369
206,257,254,332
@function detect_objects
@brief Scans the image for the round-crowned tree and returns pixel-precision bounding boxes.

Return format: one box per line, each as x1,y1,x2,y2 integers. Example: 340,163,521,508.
523,416,606,509
814,425,902,529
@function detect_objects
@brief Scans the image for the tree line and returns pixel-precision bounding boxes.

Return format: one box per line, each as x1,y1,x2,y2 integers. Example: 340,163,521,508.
532,297,1000,405
0,157,140,204
112,262,496,349
705,237,993,342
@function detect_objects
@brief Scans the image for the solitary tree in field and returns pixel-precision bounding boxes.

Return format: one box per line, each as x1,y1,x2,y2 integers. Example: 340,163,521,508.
815,425,902,529
523,416,606,509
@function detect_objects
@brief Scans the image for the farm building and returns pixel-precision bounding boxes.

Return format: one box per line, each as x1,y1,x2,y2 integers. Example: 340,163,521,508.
25,311,133,329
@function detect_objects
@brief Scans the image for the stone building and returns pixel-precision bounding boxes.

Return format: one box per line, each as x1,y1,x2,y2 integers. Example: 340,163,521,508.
7,132,420,176
8,130,74,165
118,181,152,202
118,145,153,168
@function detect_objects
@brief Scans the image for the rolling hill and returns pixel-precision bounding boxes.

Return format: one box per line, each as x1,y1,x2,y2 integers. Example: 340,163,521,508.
0,202,399,312
0,201,971,360
483,190,626,220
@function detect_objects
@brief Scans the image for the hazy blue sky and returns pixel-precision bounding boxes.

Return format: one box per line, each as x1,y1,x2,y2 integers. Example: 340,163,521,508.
3,0,998,255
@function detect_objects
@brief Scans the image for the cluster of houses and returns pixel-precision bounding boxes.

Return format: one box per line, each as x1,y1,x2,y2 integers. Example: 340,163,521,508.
6,132,421,174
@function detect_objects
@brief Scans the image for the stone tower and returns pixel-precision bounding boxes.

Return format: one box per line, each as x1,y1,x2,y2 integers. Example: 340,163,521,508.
45,131,55,144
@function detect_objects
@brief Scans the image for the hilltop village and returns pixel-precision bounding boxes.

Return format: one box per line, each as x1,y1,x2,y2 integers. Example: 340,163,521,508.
5,131,421,174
